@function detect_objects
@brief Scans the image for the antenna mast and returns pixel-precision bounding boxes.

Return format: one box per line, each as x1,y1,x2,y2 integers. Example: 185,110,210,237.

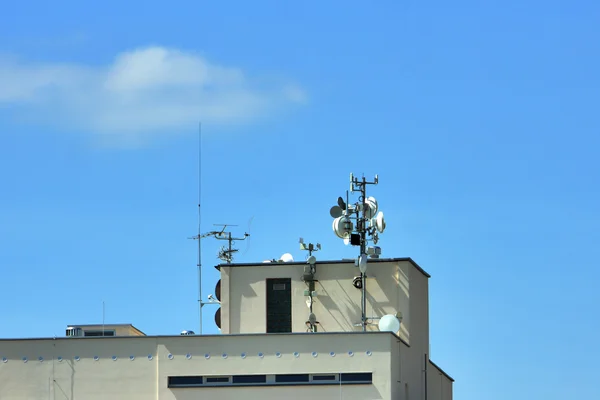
189,122,204,334
330,173,386,332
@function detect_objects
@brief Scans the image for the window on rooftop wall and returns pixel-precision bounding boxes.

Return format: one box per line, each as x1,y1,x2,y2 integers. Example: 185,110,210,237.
232,375,267,384
168,372,372,388
83,330,115,337
168,376,204,388
311,374,338,382
266,278,292,333
205,377,230,384
340,372,373,383
275,374,310,383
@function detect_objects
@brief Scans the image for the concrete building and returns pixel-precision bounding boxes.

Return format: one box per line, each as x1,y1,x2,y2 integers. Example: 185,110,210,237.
65,323,146,337
0,257,453,399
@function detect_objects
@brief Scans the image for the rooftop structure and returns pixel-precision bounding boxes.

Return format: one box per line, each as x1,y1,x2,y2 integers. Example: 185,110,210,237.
0,172,454,399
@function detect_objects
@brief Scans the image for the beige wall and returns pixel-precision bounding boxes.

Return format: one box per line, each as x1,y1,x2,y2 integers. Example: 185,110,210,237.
221,259,429,349
427,361,454,400
0,333,402,400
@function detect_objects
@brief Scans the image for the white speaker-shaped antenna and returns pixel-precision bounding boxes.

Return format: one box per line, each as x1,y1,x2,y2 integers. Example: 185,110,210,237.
375,211,386,233
332,216,353,239
364,196,378,219
358,254,368,273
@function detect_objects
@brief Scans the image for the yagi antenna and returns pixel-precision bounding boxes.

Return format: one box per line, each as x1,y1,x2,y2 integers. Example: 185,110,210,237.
330,173,386,332
210,223,250,264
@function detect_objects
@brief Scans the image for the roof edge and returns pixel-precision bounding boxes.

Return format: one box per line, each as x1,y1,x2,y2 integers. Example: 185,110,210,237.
429,359,455,382
215,257,431,278
1,331,401,342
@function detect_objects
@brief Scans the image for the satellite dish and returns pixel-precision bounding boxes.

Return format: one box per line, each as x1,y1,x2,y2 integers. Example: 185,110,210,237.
378,314,400,333
376,211,386,233
214,308,221,329
330,205,343,218
215,280,221,301
364,197,378,219
358,254,368,273
332,217,353,239
280,253,294,262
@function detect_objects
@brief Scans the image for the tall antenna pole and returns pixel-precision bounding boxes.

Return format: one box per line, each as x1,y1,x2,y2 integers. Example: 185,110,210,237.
359,177,368,332
197,122,203,334
333,173,381,332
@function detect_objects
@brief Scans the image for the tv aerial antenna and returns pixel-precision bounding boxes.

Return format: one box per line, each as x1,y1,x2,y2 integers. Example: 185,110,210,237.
329,173,387,332
211,224,250,264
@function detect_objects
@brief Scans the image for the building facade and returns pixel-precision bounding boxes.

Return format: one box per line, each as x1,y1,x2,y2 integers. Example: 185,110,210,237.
0,258,453,399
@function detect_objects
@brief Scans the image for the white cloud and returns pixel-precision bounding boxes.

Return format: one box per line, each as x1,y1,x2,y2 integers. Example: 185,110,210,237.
0,47,306,142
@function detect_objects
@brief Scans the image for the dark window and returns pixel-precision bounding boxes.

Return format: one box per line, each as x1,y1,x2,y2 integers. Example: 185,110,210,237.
83,330,115,337
266,278,292,333
232,375,267,384
312,374,337,381
340,373,372,383
276,374,310,383
168,372,372,388
168,376,203,387
206,377,230,383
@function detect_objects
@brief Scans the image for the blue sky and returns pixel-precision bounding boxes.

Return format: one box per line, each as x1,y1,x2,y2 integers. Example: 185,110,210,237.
1,0,599,398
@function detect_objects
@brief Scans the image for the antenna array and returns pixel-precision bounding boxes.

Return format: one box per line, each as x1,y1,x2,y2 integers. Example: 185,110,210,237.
330,173,387,331
299,238,321,333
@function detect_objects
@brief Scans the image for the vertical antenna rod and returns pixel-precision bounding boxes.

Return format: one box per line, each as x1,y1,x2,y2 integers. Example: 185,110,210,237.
197,122,203,334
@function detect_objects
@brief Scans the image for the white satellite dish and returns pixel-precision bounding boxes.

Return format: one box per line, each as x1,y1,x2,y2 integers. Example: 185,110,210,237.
280,253,294,262
358,254,368,273
332,216,353,239
364,196,378,219
378,314,401,333
376,211,386,233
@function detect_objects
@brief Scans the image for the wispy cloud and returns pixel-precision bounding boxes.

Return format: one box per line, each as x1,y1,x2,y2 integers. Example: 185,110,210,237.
0,46,307,143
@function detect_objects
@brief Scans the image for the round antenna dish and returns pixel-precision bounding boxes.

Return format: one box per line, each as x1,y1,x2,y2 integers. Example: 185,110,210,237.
332,217,353,239
358,254,368,273
330,205,343,218
307,255,317,265
376,211,386,233
365,197,378,219
215,280,221,301
215,308,222,329
280,253,294,262
378,314,401,333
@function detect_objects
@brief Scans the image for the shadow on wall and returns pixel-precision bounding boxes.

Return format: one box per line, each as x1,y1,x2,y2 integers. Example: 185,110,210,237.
170,385,383,400
228,276,258,334
316,280,362,332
